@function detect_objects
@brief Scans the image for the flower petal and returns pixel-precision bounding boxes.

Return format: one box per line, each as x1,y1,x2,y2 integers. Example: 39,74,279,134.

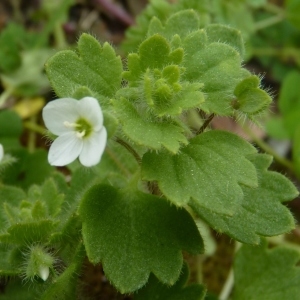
48,132,83,166
79,127,107,167
0,144,3,162
43,98,80,135
76,97,103,131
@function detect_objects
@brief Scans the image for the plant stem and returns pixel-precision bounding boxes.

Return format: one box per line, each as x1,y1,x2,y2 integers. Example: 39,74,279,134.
240,122,294,173
53,24,67,49
264,2,285,15
219,268,234,300
254,14,285,31
105,147,131,177
196,113,215,134
219,243,241,300
115,137,142,165
23,121,46,135
27,116,37,153
254,2,285,31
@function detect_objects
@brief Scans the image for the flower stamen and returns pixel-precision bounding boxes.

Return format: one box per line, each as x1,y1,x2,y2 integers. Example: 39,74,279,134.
63,121,79,128
76,130,86,139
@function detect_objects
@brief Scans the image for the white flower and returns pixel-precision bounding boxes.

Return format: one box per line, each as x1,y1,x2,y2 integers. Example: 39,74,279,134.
0,144,3,162
42,97,107,167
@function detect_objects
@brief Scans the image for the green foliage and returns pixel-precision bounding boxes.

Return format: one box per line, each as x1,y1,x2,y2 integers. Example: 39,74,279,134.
113,97,189,153
234,239,300,299
1,49,52,97
195,154,298,244
142,130,257,215
45,33,122,106
79,184,204,293
0,23,22,73
40,243,85,300
182,29,249,115
0,110,22,149
135,263,206,300
1,149,54,189
115,33,204,152
286,0,300,30
1,0,300,298
233,75,272,115
278,71,300,137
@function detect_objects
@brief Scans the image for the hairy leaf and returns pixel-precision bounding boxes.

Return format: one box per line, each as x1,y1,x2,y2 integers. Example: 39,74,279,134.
196,154,298,244
79,184,204,293
182,30,249,115
0,220,56,244
234,239,300,299
233,75,272,115
148,10,200,40
142,130,257,215
113,97,188,153
205,24,245,58
45,33,122,106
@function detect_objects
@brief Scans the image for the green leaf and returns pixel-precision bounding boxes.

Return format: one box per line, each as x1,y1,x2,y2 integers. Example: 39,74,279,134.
0,185,26,229
278,71,300,137
195,154,298,244
286,0,300,30
121,34,204,117
42,179,64,217
45,33,122,106
0,244,20,276
211,0,255,40
117,33,205,152
135,263,206,300
79,184,204,293
205,23,244,57
233,75,272,115
121,0,210,53
234,239,300,300
148,10,200,40
123,34,184,84
0,220,56,245
121,0,173,53
1,149,54,189
0,110,22,150
142,130,257,215
0,23,22,72
113,97,188,153
182,30,248,115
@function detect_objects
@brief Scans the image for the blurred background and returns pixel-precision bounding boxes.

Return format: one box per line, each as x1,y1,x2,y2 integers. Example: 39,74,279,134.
0,0,300,299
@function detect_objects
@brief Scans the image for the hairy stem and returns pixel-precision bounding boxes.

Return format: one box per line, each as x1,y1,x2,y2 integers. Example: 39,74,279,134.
105,146,131,177
196,113,215,134
115,137,142,165
240,122,294,173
